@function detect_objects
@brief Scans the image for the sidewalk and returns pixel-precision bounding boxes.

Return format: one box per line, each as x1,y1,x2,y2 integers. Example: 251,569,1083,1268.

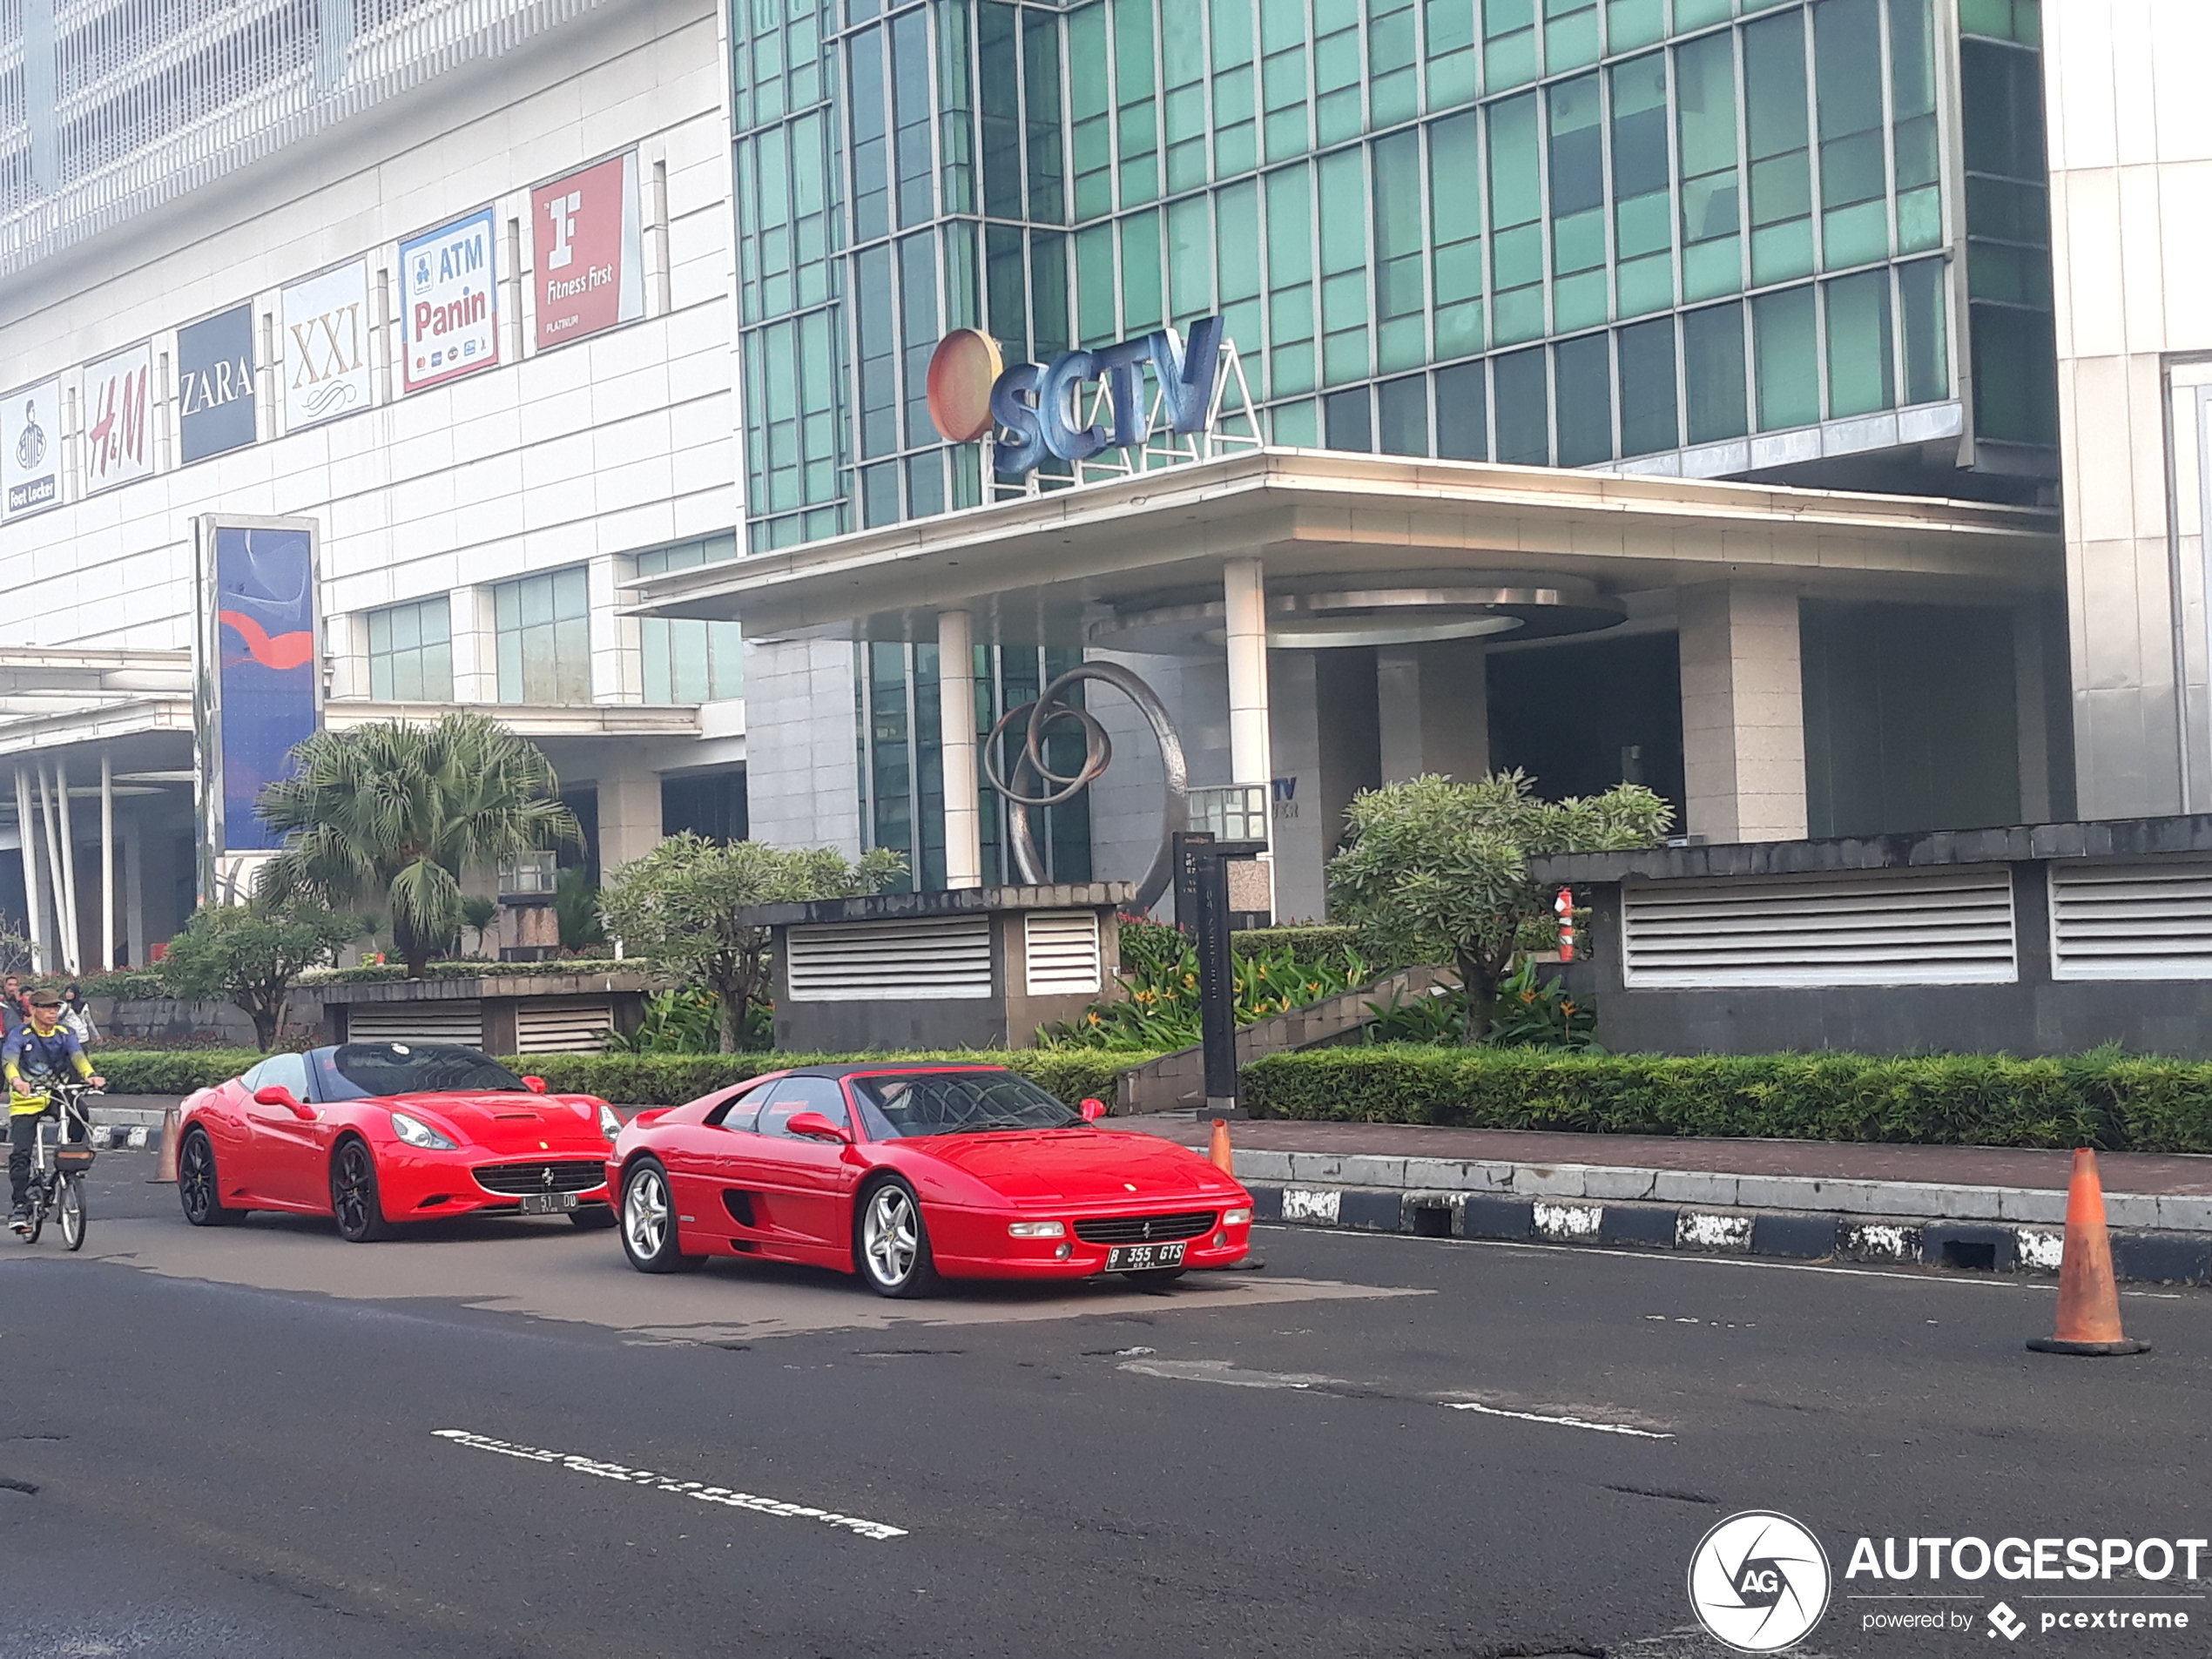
1110,1115,2212,1286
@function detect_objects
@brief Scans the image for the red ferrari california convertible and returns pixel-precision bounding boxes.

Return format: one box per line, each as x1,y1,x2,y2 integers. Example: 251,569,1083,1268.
608,1063,1253,1297
175,1042,622,1241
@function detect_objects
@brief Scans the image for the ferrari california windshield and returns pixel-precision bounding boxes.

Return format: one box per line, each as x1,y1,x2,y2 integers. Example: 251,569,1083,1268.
851,1070,1081,1138
318,1043,530,1101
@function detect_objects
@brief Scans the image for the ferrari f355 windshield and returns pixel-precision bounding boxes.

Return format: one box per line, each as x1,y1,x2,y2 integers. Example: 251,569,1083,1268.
850,1070,1081,1139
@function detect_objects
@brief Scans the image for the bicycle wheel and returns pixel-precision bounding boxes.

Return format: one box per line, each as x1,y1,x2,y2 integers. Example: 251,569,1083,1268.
58,1175,85,1251
24,1178,45,1245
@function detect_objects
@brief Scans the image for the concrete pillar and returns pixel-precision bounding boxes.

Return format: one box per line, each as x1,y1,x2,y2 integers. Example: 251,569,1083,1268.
937,610,982,889
589,555,643,705
13,766,44,972
594,760,664,877
448,586,500,704
1677,583,1808,843
1377,639,1491,782
123,816,145,968
1224,558,1273,792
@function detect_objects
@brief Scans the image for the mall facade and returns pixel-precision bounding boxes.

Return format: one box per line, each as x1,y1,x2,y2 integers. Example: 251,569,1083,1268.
644,0,2074,920
3,0,2207,962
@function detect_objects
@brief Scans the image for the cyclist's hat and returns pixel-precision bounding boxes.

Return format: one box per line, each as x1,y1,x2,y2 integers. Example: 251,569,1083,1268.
25,989,61,1008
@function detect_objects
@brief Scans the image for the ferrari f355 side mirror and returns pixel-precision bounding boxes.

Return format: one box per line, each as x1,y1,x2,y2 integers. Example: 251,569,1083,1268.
522,1076,549,1094
785,1110,853,1143
1079,1098,1109,1123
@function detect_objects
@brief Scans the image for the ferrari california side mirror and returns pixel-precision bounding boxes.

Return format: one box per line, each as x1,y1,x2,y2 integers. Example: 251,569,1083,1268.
786,1111,853,1143
522,1076,549,1094
1079,1098,1109,1122
253,1084,315,1120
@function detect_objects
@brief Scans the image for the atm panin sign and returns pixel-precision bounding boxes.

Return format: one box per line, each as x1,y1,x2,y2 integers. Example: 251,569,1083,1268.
401,207,499,394
927,318,1228,476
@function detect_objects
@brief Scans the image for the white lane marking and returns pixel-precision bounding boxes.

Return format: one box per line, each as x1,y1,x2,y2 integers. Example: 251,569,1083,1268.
432,1428,907,1541
1118,1358,1673,1438
1257,1224,2188,1297
1445,1401,1674,1440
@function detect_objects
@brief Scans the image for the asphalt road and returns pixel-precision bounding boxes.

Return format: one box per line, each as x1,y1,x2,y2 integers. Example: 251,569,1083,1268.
3,1153,2209,1659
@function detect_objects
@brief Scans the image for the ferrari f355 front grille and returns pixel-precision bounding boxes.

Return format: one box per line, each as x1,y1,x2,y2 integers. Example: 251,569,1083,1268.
1072,1211,1216,1244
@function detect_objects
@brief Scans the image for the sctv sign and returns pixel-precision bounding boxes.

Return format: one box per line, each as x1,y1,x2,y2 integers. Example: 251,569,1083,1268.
925,319,1225,475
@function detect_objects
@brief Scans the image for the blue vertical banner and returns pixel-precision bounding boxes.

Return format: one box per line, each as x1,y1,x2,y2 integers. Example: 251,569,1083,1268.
196,518,321,887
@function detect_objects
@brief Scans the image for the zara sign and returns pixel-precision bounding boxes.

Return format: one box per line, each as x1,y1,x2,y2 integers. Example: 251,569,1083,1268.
926,318,1224,475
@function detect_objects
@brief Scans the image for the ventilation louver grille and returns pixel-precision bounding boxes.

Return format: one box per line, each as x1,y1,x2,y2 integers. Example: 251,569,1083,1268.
344,1001,484,1047
2049,860,2212,981
1621,868,2017,988
785,918,993,1001
1023,911,1102,997
514,1004,613,1054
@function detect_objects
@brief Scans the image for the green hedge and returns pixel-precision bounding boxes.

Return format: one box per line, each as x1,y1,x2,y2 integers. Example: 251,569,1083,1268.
1231,924,1362,961
1240,1048,2212,1152
91,1047,1148,1108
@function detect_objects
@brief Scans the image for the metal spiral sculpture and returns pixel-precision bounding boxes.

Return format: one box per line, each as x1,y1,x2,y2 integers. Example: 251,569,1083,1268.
981,661,1189,913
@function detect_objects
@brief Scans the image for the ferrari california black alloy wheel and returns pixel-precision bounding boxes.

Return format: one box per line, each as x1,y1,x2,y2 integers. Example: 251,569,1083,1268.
178,1127,244,1227
857,1177,939,1299
330,1138,393,1243
620,1159,701,1272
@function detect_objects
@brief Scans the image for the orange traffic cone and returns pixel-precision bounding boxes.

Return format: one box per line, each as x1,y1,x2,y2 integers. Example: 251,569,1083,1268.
150,1106,180,1184
2027,1149,2149,1357
1206,1117,1234,1176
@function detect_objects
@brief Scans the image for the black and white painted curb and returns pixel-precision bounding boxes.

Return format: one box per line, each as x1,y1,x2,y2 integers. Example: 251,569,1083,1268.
1246,1183,2212,1287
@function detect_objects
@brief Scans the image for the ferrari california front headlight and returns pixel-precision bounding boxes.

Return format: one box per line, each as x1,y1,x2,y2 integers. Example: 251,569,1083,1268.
1008,1220,1066,1238
597,1103,623,1141
390,1110,456,1151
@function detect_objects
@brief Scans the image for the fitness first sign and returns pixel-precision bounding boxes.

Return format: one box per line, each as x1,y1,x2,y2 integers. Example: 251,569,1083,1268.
530,152,643,352
401,206,499,394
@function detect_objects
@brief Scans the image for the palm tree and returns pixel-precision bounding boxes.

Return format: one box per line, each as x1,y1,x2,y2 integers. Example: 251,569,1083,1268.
255,712,581,978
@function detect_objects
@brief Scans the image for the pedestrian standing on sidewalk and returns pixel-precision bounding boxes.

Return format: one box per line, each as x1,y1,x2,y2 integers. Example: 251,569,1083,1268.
60,984,97,1045
0,976,24,1036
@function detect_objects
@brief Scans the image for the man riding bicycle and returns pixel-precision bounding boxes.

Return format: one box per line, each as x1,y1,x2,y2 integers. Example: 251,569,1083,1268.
7,989,105,1236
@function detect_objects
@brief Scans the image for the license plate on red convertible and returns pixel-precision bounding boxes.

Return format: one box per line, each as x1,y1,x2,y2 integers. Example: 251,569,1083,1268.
1105,1242,1184,1271
517,1192,578,1216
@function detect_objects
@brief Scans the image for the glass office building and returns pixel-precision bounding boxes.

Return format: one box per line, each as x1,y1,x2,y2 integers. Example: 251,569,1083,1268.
723,0,2060,890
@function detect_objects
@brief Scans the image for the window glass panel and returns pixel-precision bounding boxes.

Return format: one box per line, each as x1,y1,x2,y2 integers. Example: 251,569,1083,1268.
1487,93,1543,343
1429,111,1484,354
493,570,592,705
1435,361,1488,459
1494,346,1549,463
1554,332,1612,465
1745,11,1813,285
1168,196,1215,318
1683,301,1748,442
1377,374,1430,455
1547,75,1602,219
1324,388,1372,451
1889,0,1938,192
1023,10,1066,220
1676,32,1741,300
1824,270,1894,417
1752,285,1819,430
364,596,453,703
1482,0,1536,91
1898,256,1949,405
1605,0,1663,51
1617,315,1677,455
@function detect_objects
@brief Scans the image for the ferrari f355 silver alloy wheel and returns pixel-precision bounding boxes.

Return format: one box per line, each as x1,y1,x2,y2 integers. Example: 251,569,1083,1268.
858,1179,937,1299
619,1160,701,1273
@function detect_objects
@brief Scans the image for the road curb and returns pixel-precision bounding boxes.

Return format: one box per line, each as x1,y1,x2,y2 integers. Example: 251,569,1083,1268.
1246,1183,2212,1287
1218,1147,2212,1231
